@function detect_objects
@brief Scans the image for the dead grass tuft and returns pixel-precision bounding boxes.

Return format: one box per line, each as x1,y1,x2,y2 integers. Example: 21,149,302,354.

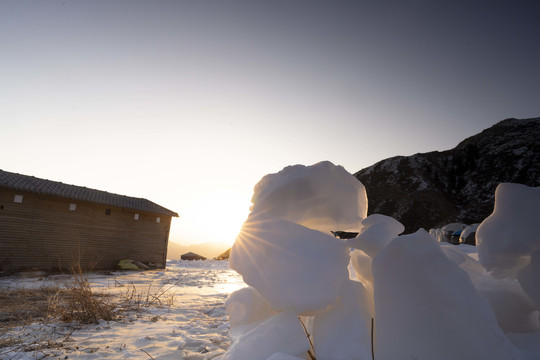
116,282,177,312
48,264,116,324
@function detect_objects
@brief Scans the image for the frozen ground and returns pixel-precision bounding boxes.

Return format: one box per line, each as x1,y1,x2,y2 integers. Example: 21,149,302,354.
0,260,245,360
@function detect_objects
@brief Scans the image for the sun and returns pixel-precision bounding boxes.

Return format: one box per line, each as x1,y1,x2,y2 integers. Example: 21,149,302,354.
181,190,251,247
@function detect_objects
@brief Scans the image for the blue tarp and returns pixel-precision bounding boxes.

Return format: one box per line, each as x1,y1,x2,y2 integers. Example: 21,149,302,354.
452,229,463,237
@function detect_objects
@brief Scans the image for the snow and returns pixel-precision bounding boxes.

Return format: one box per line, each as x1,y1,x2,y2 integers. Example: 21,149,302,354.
0,260,245,360
311,280,372,360
225,286,277,340
220,309,310,360
441,222,467,233
517,249,540,311
346,214,404,257
3,162,540,359
373,229,521,360
460,223,480,242
477,183,540,278
249,161,367,232
230,161,363,316
230,215,350,315
266,353,305,360
224,162,540,359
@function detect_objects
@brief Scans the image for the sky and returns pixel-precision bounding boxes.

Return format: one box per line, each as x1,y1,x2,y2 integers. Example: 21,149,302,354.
1,0,539,248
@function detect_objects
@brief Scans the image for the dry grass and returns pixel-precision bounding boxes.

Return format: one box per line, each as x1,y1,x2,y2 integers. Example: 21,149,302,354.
1,268,178,330
117,282,177,312
0,287,74,356
47,264,117,324
0,287,59,330
1,267,179,358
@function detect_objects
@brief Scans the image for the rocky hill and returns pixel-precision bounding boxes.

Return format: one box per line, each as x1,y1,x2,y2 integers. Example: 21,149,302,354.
354,118,540,233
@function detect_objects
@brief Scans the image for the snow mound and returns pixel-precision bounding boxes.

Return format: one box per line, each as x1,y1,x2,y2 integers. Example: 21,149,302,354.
460,223,480,243
312,280,372,360
442,222,468,233
225,286,277,340
347,214,404,257
373,229,521,360
225,159,540,359
477,183,540,278
221,309,310,360
442,244,540,333
517,249,540,311
230,215,350,315
249,161,367,232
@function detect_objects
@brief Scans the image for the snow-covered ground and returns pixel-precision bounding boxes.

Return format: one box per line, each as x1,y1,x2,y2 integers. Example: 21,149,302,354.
2,161,539,360
0,260,245,360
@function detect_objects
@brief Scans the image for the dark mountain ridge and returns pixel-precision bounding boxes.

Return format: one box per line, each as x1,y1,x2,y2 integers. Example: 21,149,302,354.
354,118,540,233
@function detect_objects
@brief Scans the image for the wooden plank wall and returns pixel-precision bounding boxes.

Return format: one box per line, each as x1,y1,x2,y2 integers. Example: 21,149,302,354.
0,188,172,271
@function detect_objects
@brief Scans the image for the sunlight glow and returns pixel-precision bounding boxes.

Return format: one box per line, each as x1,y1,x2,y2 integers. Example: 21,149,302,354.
181,190,250,247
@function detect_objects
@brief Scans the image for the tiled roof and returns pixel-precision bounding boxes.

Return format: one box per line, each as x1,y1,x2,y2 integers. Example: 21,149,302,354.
0,169,179,217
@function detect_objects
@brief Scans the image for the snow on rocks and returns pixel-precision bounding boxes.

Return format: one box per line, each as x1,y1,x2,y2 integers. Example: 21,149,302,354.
373,229,522,360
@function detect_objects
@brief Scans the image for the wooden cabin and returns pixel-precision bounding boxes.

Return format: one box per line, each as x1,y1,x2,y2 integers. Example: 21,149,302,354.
0,169,179,272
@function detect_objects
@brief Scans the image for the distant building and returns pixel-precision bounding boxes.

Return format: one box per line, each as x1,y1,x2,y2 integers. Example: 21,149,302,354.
0,170,178,271
180,252,207,261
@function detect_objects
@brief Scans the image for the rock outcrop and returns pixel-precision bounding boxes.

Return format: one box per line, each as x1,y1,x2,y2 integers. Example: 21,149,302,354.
354,118,540,233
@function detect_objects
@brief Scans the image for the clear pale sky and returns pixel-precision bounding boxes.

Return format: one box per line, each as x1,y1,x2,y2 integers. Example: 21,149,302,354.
1,0,539,247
